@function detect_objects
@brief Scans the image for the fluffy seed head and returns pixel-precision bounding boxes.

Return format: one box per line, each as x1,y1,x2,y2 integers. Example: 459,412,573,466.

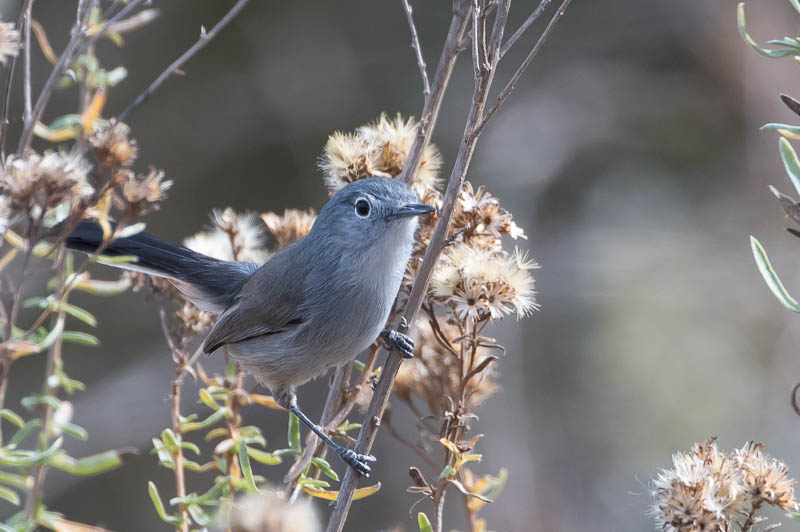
90,120,138,168
1,151,93,216
261,208,317,248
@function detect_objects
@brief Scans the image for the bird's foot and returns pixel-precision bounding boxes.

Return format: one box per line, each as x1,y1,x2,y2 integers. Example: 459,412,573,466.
338,447,376,477
380,328,415,358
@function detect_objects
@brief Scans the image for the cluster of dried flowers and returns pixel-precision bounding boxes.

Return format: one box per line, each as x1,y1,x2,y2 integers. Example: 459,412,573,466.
651,439,798,532
320,113,536,529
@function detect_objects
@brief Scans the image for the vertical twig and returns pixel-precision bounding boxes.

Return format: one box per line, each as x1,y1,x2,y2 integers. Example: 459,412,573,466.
117,0,251,121
22,0,33,124
0,0,33,164
399,1,473,185
401,0,430,98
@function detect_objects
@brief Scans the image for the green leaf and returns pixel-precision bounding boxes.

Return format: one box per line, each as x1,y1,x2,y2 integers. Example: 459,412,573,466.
780,137,800,196
187,503,212,526
0,409,25,429
288,414,301,452
751,236,800,312
791,0,800,15
180,441,200,456
0,472,28,490
737,3,800,58
246,446,281,465
198,388,221,411
8,419,41,447
148,481,181,526
57,421,89,441
237,442,258,494
161,429,180,451
352,359,365,372
50,449,129,476
762,123,800,134
0,485,19,505
312,457,340,481
181,408,229,432
439,465,456,480
297,477,330,489
62,302,97,327
61,331,100,347
418,512,434,532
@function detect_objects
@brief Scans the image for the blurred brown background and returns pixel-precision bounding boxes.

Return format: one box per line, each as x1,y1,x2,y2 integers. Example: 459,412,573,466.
3,0,800,530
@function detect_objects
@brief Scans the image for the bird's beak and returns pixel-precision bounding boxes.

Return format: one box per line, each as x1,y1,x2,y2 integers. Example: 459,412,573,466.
394,203,436,218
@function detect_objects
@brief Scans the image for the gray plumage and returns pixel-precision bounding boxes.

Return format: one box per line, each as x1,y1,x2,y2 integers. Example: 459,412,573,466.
65,177,434,476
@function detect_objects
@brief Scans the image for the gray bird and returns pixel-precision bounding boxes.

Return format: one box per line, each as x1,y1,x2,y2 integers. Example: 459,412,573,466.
65,177,435,476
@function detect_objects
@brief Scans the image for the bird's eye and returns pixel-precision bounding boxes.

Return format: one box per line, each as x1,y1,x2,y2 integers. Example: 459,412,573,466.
354,198,371,218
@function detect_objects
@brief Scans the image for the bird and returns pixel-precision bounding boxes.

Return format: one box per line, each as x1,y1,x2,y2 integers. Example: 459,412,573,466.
64,177,435,476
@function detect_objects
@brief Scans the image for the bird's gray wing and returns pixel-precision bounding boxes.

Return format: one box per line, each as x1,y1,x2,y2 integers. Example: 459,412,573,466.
202,243,308,354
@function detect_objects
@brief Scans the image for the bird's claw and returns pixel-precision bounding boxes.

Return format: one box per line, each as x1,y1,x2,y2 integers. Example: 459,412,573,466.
381,328,415,358
338,448,376,477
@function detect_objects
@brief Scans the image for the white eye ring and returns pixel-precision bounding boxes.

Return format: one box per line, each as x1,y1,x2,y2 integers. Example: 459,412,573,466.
354,198,371,218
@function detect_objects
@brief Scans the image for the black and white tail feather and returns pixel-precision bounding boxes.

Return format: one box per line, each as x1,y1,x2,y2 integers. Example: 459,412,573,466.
65,220,257,313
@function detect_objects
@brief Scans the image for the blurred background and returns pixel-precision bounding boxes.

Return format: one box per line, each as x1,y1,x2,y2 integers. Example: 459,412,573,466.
2,0,800,530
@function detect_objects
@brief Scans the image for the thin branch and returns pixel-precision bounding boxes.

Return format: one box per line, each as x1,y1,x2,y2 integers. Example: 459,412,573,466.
401,0,430,98
499,0,551,58
23,0,33,124
475,0,571,135
16,0,144,154
399,1,472,185
0,0,32,164
117,0,250,121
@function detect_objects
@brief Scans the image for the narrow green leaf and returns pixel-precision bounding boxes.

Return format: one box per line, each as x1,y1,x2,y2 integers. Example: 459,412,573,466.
312,457,340,481
181,408,229,432
439,465,456,480
762,122,800,134
780,137,800,196
198,388,221,411
61,331,100,347
288,414,301,452
62,302,97,327
0,409,25,429
0,486,19,505
0,472,28,490
237,442,258,494
161,429,180,451
8,419,41,447
246,447,281,465
418,512,434,532
737,3,800,58
148,481,181,526
352,359,365,372
187,503,212,526
180,441,200,455
57,421,88,441
791,0,800,15
50,449,129,476
751,236,800,312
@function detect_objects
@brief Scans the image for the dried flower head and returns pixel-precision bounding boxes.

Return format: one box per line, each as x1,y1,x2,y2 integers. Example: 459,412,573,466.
89,120,138,168
184,208,268,264
452,182,526,248
319,113,441,194
0,21,20,66
650,439,798,532
431,242,538,322
218,489,320,532
114,167,172,216
1,151,93,216
734,441,797,511
261,208,317,248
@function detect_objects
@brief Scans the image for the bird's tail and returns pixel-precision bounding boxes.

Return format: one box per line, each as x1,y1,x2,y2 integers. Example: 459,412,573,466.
65,220,257,313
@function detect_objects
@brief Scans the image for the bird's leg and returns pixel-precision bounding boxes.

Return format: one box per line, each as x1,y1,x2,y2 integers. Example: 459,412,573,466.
380,327,415,358
275,389,375,477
